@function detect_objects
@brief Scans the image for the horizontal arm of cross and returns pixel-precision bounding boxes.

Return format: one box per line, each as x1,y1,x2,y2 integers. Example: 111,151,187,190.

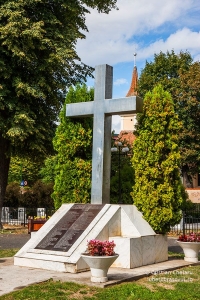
66,96,143,118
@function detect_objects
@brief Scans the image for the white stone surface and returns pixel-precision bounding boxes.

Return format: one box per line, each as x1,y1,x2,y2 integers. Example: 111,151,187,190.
121,205,155,237
155,235,168,263
177,241,200,263
142,236,155,265
14,204,168,273
130,238,143,268
110,237,144,269
81,254,119,282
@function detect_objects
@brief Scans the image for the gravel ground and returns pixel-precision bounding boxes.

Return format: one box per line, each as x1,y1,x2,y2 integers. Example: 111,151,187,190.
0,234,30,249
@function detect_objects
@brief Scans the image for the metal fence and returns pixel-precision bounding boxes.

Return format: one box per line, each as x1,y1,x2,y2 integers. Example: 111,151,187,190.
170,204,200,235
1,207,55,227
2,204,200,233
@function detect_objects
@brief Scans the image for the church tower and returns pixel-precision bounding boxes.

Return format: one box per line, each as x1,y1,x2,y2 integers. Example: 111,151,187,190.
117,53,138,146
120,53,138,131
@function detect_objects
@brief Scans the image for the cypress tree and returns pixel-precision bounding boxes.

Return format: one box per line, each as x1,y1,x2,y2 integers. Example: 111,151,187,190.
52,84,93,209
131,85,187,234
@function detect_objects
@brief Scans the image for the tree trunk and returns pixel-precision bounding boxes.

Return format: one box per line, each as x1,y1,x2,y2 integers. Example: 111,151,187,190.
0,134,10,229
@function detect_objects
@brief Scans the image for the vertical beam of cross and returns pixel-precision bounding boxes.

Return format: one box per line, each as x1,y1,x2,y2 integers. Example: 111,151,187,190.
92,65,112,204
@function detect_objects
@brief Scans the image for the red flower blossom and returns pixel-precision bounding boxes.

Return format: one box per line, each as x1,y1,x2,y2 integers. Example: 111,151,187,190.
178,232,200,242
86,240,116,256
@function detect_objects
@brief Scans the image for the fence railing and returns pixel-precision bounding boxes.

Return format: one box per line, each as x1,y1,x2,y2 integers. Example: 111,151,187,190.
2,204,200,234
1,207,55,227
170,204,200,235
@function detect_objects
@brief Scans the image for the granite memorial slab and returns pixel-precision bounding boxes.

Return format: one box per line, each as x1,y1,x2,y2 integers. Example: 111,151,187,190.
35,204,104,252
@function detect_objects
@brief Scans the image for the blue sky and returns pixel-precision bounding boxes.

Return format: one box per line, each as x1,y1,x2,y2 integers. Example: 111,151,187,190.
76,0,200,133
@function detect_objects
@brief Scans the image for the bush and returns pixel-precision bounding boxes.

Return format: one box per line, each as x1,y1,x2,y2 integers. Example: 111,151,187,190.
4,182,21,207
5,180,54,208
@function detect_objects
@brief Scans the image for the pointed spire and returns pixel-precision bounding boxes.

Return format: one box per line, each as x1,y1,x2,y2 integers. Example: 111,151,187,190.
126,53,138,97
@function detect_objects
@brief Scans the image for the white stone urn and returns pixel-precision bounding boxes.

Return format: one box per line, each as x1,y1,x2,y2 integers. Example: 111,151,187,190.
177,241,200,263
81,254,119,283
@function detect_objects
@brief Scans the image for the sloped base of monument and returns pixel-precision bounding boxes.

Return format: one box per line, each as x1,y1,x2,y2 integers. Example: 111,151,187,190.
14,204,168,273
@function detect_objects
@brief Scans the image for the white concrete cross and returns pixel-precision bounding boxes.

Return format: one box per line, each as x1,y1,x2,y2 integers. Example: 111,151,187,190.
66,64,143,204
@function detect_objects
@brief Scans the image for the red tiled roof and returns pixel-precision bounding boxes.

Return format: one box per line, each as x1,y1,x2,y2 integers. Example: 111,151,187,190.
115,130,136,148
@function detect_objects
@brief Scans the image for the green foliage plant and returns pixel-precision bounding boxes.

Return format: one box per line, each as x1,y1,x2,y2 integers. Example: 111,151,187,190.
39,155,57,184
138,50,192,100
0,249,19,258
138,50,200,183
52,84,93,209
4,182,21,207
4,180,54,208
176,62,200,183
8,156,43,186
131,85,187,234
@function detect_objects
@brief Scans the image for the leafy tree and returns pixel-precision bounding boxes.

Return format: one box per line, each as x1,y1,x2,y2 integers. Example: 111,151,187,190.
0,0,117,227
52,84,93,209
138,50,192,99
8,156,43,185
131,85,187,234
138,50,200,184
176,62,200,185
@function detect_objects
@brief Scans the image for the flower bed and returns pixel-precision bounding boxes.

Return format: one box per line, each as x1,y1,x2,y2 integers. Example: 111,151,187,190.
28,218,47,233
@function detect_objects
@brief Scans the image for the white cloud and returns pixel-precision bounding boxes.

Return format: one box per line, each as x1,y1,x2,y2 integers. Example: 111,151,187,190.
138,28,200,61
76,0,200,66
114,78,128,86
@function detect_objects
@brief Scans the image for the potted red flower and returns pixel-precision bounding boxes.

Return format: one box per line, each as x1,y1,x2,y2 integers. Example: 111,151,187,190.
81,239,118,283
177,232,200,262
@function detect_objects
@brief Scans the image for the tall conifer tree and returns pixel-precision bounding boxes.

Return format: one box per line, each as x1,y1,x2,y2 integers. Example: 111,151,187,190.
132,85,187,234
52,84,93,209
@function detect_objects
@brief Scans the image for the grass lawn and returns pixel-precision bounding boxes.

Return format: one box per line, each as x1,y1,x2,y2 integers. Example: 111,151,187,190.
0,248,199,300
0,249,19,258
0,265,199,300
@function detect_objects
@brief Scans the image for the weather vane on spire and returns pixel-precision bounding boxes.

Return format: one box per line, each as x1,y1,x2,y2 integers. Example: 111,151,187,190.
133,52,137,67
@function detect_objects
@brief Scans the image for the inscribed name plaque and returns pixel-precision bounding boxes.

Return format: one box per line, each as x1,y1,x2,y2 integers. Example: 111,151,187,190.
35,204,104,252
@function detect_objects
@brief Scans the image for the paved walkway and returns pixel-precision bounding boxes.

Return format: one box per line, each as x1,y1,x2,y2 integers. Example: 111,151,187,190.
0,233,30,250
0,256,198,296
0,236,199,297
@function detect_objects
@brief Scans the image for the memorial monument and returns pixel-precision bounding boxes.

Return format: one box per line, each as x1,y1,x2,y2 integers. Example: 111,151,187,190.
14,65,168,272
